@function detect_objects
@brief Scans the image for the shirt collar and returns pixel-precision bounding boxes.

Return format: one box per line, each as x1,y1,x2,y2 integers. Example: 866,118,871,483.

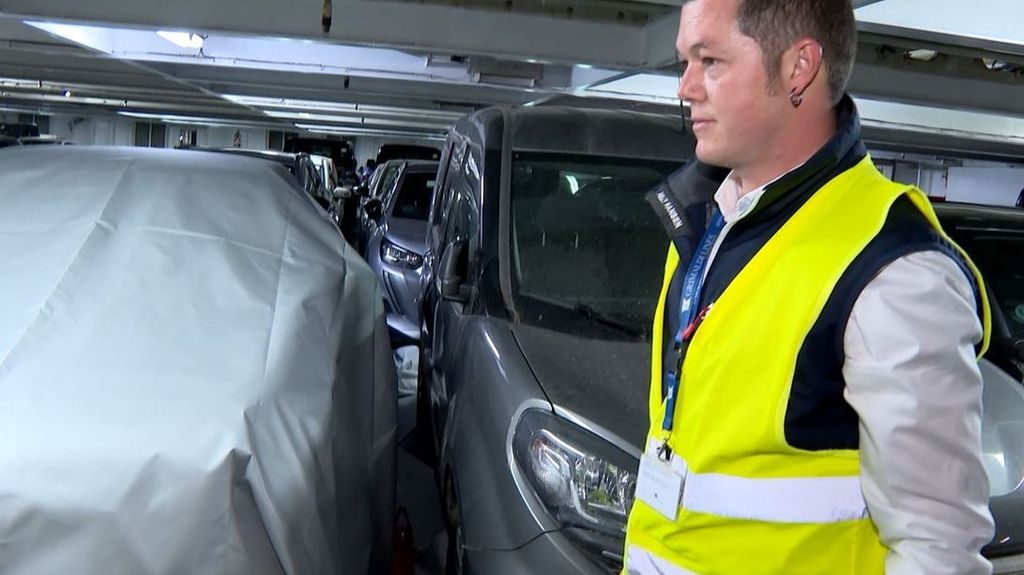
713,165,801,223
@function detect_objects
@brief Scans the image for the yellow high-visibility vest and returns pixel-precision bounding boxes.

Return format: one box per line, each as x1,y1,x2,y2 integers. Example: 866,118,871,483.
624,157,991,575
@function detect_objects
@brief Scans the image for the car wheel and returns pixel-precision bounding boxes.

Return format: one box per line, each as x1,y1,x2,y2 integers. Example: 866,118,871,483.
444,471,466,575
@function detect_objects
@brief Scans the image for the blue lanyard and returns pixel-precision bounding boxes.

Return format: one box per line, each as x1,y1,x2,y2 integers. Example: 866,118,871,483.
661,210,725,433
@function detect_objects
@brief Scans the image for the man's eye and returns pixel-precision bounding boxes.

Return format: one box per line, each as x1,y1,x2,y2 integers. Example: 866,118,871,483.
701,57,718,67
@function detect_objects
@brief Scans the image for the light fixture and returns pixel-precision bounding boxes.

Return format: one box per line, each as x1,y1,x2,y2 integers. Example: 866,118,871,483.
157,31,205,50
220,94,464,120
904,49,939,62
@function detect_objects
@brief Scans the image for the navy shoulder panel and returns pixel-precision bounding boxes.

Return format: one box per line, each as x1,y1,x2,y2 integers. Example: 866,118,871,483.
784,195,978,451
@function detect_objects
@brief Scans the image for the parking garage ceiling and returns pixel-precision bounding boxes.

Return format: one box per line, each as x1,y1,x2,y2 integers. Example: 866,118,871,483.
0,0,1022,146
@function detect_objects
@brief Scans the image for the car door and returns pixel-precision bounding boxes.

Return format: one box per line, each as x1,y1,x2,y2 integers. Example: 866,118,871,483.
428,148,481,438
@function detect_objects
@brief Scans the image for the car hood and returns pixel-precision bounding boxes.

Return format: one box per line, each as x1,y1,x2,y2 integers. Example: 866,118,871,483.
384,217,428,255
510,323,649,451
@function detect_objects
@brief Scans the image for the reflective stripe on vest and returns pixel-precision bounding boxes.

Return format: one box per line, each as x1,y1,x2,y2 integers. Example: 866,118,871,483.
649,438,868,523
626,545,700,575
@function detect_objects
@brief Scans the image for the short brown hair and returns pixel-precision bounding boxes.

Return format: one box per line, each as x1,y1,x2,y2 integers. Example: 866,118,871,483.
685,0,858,105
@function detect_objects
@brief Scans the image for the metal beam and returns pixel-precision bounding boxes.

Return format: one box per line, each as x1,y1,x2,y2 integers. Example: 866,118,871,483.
849,40,1024,118
859,21,1024,62
0,0,650,68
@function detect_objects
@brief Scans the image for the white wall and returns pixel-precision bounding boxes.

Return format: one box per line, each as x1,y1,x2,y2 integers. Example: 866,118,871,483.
947,167,1024,207
890,163,948,198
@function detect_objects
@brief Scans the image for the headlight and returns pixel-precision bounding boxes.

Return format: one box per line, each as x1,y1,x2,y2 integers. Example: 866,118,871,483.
381,240,423,269
513,409,637,546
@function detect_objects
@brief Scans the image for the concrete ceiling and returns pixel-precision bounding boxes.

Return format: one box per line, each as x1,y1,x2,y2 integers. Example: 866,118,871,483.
0,0,1022,148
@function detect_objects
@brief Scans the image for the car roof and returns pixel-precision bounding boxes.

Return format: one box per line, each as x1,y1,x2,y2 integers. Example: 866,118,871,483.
196,147,305,166
396,160,439,172
935,201,1024,229
453,105,693,162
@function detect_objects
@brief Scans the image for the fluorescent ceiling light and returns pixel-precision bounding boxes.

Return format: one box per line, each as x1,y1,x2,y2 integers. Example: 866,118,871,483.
268,110,452,131
157,31,204,49
222,94,464,120
263,110,362,123
294,123,446,137
117,111,282,129
224,94,358,113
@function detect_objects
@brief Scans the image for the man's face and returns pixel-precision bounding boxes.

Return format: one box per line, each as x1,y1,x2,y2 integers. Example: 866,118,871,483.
676,0,789,170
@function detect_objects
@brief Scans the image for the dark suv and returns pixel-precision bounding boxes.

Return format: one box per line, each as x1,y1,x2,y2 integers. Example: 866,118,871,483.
416,106,692,574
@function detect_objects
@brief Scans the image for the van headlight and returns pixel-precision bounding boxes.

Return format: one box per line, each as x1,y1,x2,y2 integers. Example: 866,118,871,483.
512,408,637,545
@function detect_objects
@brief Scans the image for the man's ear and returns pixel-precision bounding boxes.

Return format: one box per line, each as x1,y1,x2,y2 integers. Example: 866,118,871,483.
787,38,825,99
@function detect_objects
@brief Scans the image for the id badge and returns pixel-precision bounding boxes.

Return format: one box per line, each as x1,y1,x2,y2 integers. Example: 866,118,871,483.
635,453,685,521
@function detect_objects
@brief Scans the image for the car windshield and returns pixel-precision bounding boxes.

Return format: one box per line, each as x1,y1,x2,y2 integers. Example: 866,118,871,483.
510,152,682,340
955,233,1024,339
375,164,402,199
391,171,435,221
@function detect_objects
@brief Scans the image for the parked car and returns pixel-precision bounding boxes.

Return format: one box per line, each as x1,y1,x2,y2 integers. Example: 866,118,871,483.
356,159,411,252
934,202,1024,569
18,135,72,145
375,143,440,165
0,122,39,138
0,146,397,575
285,136,356,173
362,160,439,345
939,203,1024,384
310,153,352,224
0,135,21,149
195,148,334,214
416,106,692,574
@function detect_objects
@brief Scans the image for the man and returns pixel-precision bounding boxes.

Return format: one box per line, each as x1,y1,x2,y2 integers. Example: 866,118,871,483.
624,1,994,574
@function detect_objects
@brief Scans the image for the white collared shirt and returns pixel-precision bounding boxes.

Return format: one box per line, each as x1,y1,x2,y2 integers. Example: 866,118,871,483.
701,169,994,575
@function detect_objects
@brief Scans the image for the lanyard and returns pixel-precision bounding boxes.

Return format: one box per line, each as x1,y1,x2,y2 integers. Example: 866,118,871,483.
660,210,725,434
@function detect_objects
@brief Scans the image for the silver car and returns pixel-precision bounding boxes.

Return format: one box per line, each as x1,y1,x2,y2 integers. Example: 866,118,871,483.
417,107,691,574
362,160,439,345
0,146,397,575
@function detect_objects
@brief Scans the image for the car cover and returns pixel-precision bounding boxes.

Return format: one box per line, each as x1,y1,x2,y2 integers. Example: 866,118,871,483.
0,147,397,575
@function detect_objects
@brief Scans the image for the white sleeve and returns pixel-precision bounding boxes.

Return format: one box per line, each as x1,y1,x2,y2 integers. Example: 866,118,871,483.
843,250,994,575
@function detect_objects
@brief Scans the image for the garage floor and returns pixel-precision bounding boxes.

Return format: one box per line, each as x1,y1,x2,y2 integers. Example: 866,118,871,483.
396,390,448,575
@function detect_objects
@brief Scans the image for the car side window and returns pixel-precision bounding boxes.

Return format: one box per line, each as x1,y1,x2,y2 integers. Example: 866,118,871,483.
430,140,467,251
441,163,480,276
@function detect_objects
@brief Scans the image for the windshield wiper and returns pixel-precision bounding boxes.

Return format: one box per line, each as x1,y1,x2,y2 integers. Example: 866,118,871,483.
572,303,644,337
522,294,645,337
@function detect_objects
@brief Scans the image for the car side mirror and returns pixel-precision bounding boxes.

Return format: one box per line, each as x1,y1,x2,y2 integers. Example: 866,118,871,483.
333,186,352,200
365,198,384,222
441,239,471,303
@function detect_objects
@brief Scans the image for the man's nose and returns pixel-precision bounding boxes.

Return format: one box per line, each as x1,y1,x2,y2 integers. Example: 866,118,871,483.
677,64,704,103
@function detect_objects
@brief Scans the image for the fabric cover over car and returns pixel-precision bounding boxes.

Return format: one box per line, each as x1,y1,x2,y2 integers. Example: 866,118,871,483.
0,147,397,575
